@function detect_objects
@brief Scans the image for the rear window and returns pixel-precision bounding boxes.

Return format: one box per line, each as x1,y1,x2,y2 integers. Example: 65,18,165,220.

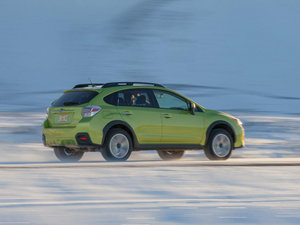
52,91,98,107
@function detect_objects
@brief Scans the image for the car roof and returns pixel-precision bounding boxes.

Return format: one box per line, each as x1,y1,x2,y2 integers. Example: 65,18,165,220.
64,83,167,94
64,82,206,111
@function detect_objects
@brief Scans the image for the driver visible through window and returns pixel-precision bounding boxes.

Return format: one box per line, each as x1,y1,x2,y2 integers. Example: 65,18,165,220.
104,89,155,107
123,90,153,107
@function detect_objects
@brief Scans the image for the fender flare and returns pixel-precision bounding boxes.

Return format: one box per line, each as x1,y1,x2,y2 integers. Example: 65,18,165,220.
102,120,138,147
205,120,236,145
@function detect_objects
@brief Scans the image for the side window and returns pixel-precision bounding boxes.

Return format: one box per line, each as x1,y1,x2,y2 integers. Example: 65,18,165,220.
153,90,189,110
116,92,127,106
122,89,155,108
104,89,156,108
104,92,118,105
103,92,129,106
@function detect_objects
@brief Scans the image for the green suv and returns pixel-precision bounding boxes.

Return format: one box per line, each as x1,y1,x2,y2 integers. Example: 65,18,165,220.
42,82,245,161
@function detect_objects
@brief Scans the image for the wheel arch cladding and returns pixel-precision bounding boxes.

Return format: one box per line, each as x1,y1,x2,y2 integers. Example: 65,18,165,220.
206,121,236,145
102,120,137,147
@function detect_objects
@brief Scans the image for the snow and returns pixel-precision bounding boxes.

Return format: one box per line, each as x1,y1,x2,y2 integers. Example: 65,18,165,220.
0,163,300,224
0,0,300,224
0,113,300,224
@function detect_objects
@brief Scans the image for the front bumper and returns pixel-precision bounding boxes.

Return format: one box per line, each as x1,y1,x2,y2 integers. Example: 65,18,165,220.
233,126,245,149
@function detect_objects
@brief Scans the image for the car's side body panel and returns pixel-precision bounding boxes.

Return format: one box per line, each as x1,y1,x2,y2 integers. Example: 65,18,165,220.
118,105,162,144
159,108,205,144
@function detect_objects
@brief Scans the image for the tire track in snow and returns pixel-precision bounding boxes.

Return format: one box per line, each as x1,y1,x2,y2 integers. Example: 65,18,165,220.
1,197,300,208
1,159,300,169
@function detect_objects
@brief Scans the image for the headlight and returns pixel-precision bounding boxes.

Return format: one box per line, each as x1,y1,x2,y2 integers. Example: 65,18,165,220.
233,118,243,126
46,107,49,118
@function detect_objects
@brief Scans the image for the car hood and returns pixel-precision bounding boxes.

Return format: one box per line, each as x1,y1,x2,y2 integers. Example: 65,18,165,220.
204,108,234,119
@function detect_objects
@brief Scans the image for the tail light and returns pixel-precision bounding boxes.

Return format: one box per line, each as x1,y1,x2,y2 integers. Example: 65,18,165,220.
81,106,102,117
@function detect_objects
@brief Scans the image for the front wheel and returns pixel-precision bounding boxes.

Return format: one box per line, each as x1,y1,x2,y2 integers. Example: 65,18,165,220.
204,129,233,160
101,128,132,161
157,150,185,161
54,147,84,162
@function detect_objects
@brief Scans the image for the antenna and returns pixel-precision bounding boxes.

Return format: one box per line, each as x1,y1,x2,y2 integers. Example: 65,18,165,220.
89,78,93,87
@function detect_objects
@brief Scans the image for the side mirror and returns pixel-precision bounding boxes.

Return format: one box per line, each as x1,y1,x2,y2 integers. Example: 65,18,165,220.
190,102,196,115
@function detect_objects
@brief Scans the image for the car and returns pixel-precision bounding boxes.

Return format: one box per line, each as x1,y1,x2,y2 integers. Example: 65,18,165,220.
42,82,245,162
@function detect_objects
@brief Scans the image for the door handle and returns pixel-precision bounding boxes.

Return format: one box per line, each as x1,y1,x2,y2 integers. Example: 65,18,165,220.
121,111,133,115
161,113,172,118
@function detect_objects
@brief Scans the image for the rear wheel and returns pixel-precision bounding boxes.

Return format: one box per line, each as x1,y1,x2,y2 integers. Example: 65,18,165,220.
101,128,132,161
54,147,84,162
157,150,185,161
204,129,233,160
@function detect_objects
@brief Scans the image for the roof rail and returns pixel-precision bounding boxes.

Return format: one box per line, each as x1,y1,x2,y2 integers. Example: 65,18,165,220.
73,82,164,89
73,83,104,89
102,82,164,88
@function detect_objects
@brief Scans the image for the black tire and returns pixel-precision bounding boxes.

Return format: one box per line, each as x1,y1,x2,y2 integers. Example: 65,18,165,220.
157,150,185,161
54,147,84,162
204,129,233,160
101,128,132,161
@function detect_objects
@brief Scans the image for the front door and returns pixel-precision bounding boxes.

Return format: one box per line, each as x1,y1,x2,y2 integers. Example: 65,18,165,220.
153,90,204,144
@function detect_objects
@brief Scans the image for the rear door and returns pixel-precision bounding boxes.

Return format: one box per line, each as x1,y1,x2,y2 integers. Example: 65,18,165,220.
115,89,162,144
48,90,98,128
153,89,204,144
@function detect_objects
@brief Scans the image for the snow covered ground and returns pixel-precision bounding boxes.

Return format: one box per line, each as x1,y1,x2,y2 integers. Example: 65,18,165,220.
1,112,300,162
0,112,300,224
1,164,300,225
0,0,300,224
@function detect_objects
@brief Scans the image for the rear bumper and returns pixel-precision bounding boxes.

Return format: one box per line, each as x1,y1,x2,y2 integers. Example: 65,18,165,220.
42,119,103,148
